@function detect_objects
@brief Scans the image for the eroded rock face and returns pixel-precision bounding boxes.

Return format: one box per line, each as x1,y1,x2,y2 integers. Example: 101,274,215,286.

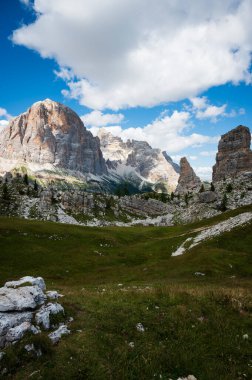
98,129,180,192
176,157,201,194
0,99,107,175
212,125,252,182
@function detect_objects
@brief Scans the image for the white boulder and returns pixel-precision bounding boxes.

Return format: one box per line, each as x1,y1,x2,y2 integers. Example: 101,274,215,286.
0,286,45,312
0,311,33,338
48,325,70,344
5,276,46,291
46,291,63,300
5,322,32,343
35,303,64,330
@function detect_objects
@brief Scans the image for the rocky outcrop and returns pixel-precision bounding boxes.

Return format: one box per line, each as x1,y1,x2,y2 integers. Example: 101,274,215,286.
0,276,70,349
0,99,107,175
176,157,201,194
98,129,179,192
212,125,252,182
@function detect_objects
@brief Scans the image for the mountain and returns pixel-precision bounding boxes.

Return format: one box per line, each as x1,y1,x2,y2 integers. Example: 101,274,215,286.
98,128,180,192
0,99,107,176
213,125,252,182
175,157,201,194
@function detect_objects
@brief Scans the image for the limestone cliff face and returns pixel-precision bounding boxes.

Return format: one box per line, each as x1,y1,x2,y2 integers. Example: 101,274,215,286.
212,125,252,182
0,99,107,175
176,157,201,194
98,129,180,192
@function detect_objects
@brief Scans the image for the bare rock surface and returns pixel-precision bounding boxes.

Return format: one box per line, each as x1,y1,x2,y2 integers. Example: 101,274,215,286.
213,125,252,182
176,157,201,194
98,128,179,192
5,276,46,291
0,276,70,350
0,286,45,312
0,99,107,176
5,322,32,343
172,212,252,256
48,325,70,344
35,303,64,330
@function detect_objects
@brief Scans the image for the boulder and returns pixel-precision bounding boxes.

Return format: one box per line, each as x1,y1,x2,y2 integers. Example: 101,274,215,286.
198,191,217,203
5,276,46,291
0,276,68,350
5,322,32,343
46,291,63,300
0,312,33,338
35,303,64,330
48,325,70,344
0,286,45,312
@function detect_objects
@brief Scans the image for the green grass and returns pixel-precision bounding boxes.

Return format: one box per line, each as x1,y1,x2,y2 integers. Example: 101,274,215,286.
0,205,252,379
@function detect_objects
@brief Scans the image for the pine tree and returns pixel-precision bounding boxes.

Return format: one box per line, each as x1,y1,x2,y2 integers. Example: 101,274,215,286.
23,174,29,185
210,182,215,192
220,193,228,211
2,182,9,200
34,180,38,191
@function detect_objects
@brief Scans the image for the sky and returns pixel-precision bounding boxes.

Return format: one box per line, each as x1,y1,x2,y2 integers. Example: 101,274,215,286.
0,0,252,180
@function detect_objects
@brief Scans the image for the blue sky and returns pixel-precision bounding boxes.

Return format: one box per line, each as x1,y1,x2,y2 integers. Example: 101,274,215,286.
0,0,252,180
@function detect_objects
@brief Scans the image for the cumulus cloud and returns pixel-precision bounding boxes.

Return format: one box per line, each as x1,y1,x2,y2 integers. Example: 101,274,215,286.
0,107,13,133
196,104,227,121
81,110,124,127
189,96,243,121
200,150,218,157
0,107,12,120
89,110,218,153
12,0,252,110
194,166,213,180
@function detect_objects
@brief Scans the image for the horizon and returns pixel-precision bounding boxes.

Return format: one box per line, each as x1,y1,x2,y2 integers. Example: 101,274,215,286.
1,1,252,180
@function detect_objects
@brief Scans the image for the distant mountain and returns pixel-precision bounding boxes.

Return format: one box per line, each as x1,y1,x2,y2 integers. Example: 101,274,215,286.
98,128,180,192
0,99,180,193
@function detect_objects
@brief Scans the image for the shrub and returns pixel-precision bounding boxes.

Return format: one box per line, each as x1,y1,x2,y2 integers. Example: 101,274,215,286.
226,183,233,193
199,184,205,193
219,193,228,211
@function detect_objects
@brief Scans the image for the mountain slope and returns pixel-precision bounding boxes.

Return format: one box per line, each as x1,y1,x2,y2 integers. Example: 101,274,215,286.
98,128,180,192
0,208,251,379
0,99,107,175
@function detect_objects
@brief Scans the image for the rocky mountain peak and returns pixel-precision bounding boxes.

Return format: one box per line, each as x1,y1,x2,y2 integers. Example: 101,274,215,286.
176,157,201,194
97,129,180,192
212,125,252,182
0,100,107,175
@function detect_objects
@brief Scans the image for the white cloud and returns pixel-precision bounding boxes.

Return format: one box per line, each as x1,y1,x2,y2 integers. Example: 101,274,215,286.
90,110,218,153
194,166,213,180
12,0,252,110
0,120,9,133
0,107,12,120
54,67,74,81
190,97,208,110
196,104,227,121
200,150,217,157
0,107,13,133
81,110,124,127
189,156,198,161
190,96,244,121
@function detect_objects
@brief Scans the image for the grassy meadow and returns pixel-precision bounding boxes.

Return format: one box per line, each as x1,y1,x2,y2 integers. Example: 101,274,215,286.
0,205,252,379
